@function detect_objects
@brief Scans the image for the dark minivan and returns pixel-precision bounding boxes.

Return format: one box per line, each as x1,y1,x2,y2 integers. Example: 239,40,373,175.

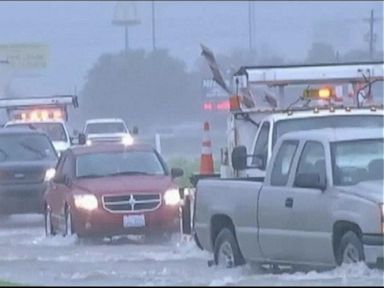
0,128,58,214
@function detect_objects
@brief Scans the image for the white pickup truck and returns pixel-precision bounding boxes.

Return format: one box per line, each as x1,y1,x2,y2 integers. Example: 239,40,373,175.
80,118,136,146
193,127,384,270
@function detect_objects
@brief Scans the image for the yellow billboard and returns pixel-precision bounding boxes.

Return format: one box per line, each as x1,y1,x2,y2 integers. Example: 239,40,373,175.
0,43,49,69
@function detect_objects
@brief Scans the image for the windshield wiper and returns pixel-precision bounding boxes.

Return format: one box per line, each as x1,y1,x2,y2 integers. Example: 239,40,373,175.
107,171,153,177
77,171,156,179
77,174,105,179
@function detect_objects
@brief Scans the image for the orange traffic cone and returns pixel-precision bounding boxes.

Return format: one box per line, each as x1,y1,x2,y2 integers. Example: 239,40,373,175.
200,121,214,175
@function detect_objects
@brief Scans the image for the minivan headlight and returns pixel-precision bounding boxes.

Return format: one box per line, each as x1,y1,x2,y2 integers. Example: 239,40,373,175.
44,168,56,182
164,188,180,206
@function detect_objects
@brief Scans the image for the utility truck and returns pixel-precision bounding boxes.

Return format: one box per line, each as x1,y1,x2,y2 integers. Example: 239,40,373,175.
1,95,79,156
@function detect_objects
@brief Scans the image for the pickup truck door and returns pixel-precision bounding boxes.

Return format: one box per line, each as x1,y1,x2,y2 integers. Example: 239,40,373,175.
258,140,300,261
287,141,334,265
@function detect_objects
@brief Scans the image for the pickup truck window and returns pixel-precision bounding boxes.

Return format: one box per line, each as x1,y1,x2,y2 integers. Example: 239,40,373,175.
295,141,326,185
252,121,270,169
272,115,383,147
6,122,68,142
331,138,384,186
85,122,127,134
270,140,299,186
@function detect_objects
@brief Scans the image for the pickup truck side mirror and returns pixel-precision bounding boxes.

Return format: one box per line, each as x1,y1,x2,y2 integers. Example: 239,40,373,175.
131,126,139,135
73,129,79,137
232,145,247,171
78,133,86,145
295,172,326,191
171,167,184,178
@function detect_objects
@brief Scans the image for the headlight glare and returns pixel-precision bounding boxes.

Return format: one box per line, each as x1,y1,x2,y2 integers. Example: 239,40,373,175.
164,188,180,206
74,194,98,210
86,139,92,146
44,168,56,182
122,135,134,146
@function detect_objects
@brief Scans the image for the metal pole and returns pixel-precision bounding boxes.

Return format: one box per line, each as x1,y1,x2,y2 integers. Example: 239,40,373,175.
152,1,156,51
125,25,129,52
248,1,252,51
247,1,255,51
369,9,374,60
155,133,161,155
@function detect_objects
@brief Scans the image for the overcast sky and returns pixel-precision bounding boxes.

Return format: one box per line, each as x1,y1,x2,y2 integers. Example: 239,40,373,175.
0,1,382,96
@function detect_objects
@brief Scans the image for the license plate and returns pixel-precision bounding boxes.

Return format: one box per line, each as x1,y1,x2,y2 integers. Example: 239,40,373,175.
123,215,145,228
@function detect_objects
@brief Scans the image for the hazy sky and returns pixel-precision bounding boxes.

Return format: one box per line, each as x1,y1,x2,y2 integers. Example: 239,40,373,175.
0,1,382,96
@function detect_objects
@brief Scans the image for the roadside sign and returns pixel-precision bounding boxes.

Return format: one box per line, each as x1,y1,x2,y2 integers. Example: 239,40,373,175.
0,43,49,69
202,79,229,99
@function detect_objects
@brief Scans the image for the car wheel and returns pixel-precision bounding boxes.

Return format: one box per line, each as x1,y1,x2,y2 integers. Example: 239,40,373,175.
336,231,365,265
44,207,55,236
214,228,245,268
63,208,75,237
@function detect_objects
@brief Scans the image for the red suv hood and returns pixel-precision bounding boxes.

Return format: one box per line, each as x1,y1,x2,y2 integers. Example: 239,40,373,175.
73,175,174,195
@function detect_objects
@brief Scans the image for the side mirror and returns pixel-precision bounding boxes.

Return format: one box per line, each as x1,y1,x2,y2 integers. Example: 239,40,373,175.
171,167,184,178
53,174,65,184
231,145,247,171
64,175,72,187
131,126,139,135
294,173,326,191
78,133,86,145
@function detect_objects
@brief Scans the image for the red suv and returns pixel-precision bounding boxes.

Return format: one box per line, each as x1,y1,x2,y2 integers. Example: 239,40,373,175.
43,143,183,239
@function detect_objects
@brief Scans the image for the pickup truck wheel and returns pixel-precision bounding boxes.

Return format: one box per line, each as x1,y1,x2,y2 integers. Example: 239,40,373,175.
337,231,364,265
214,228,244,268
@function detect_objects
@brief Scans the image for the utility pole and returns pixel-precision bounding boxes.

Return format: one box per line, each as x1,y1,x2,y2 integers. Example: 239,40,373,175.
363,9,382,60
152,1,156,51
369,9,374,60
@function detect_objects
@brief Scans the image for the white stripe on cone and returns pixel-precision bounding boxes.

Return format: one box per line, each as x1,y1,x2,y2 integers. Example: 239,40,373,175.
201,146,212,155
